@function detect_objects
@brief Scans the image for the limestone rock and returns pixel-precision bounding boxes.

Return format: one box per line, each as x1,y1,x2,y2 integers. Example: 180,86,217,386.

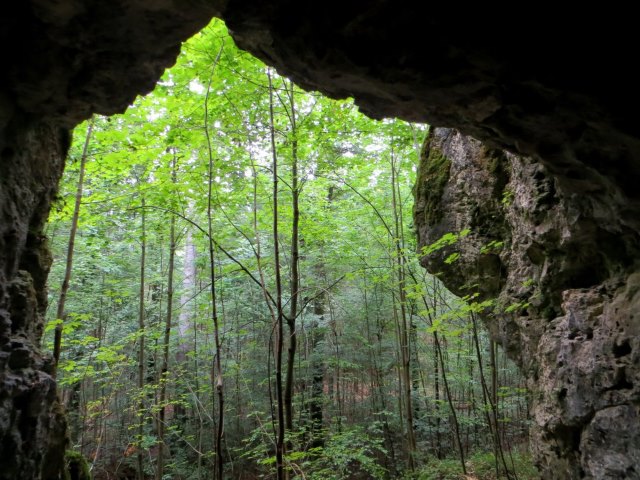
414,128,640,479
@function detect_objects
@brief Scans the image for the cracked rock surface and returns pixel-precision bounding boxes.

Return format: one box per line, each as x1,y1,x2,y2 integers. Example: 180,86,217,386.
413,128,640,479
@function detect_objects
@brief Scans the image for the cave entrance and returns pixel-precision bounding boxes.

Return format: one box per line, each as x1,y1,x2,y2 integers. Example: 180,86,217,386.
45,18,531,480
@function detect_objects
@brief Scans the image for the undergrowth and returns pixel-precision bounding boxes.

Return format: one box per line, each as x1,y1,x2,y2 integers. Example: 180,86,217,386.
412,450,538,480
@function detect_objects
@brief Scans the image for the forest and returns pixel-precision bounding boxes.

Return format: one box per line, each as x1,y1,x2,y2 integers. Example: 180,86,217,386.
46,20,536,480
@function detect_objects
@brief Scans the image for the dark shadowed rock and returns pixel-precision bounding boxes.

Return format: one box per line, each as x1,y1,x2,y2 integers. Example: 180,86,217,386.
0,2,216,478
221,5,640,198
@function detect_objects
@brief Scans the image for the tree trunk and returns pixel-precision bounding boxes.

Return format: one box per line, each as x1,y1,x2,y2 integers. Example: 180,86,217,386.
52,117,94,376
284,80,300,436
268,68,286,480
156,155,177,480
177,230,196,364
390,151,416,468
204,50,225,480
137,196,147,480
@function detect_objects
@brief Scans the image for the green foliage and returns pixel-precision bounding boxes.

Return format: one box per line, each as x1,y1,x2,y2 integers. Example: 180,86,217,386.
479,240,504,255
414,450,538,480
503,300,531,314
421,229,470,256
240,420,388,479
64,450,91,480
444,252,460,264
500,189,514,206
307,425,388,480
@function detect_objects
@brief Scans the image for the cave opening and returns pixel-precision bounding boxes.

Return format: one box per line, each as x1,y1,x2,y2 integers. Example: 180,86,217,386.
39,18,532,480
2,3,639,480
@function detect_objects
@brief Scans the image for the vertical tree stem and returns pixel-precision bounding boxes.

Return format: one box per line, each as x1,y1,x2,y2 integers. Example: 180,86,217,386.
52,117,94,376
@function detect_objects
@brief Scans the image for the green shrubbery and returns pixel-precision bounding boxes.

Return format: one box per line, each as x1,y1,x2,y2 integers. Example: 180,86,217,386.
413,450,538,480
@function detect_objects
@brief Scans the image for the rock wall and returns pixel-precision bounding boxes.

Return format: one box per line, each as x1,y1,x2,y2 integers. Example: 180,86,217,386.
0,2,215,478
0,115,69,479
413,128,640,479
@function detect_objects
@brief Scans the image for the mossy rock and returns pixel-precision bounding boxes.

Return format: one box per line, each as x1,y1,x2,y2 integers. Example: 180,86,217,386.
64,450,91,480
414,131,452,226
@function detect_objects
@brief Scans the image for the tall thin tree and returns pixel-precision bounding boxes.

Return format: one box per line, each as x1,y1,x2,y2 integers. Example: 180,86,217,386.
137,194,147,480
283,79,301,436
268,68,286,480
52,117,94,376
204,47,225,480
156,153,177,480
390,148,417,468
